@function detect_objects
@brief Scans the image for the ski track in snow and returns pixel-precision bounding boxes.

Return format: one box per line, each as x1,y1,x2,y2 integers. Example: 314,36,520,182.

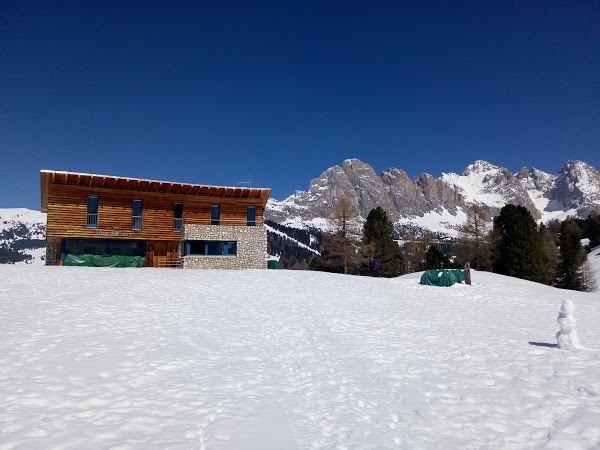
1,266,600,448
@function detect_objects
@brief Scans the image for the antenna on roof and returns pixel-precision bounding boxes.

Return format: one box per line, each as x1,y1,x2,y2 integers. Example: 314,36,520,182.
237,180,252,188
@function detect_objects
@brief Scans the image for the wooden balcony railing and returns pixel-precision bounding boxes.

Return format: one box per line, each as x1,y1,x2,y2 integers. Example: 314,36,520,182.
86,213,98,228
131,216,142,231
155,256,183,268
173,218,183,232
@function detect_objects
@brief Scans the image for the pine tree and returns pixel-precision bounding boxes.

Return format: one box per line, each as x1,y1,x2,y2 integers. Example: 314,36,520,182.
555,219,587,291
424,244,451,270
539,224,558,284
362,207,404,277
400,233,430,274
492,204,549,283
455,205,492,271
586,214,600,248
331,194,359,274
310,233,347,274
458,205,491,270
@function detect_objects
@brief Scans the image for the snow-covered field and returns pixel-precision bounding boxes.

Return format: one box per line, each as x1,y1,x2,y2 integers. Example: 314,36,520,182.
1,266,600,449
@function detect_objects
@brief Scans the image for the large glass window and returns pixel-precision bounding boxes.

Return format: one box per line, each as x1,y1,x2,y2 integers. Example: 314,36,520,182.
185,240,237,256
108,240,146,257
86,195,98,228
65,238,105,256
211,205,220,225
63,238,146,257
132,199,142,230
173,202,183,232
247,205,256,226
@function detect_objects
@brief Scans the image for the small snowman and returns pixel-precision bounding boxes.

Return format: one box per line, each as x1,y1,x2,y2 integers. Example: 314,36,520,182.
556,299,582,350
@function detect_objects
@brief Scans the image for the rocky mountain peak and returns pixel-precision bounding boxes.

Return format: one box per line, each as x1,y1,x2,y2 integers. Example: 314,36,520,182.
551,160,600,215
463,160,501,175
265,158,600,236
516,167,555,193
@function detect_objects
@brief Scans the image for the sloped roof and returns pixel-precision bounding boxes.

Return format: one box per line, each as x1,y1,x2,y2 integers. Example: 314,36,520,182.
40,170,270,212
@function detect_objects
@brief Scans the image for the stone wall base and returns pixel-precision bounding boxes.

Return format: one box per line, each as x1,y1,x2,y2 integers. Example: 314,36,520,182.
45,241,58,266
181,224,268,269
182,256,266,270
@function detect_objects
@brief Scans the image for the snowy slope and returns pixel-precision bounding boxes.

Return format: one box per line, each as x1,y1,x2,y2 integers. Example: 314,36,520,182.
0,208,47,264
441,161,510,208
588,245,600,291
0,208,46,235
396,207,468,238
1,266,600,448
516,167,580,222
264,224,320,255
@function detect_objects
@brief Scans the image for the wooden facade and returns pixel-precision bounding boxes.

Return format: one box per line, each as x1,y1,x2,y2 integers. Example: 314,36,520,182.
41,170,270,267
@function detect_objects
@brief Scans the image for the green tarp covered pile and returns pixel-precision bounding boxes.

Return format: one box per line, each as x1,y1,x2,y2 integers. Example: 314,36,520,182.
63,254,145,268
267,260,281,269
419,269,465,287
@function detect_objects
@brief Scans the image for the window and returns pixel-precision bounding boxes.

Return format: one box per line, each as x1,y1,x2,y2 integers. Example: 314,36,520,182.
64,238,146,257
65,238,105,256
247,205,256,226
173,202,183,232
185,240,237,256
87,195,98,228
108,240,146,257
132,199,142,230
211,204,220,225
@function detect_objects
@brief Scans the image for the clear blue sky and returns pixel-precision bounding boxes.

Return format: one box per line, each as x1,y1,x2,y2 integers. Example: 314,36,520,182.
1,1,599,209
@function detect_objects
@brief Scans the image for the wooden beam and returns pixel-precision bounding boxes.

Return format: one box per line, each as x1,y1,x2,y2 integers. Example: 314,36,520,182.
260,190,271,207
40,172,49,212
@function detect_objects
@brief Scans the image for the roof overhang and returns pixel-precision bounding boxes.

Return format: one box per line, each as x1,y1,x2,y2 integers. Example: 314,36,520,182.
40,170,271,213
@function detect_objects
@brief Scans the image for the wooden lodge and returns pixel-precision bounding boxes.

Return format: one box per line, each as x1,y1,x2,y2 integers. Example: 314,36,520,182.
40,170,271,269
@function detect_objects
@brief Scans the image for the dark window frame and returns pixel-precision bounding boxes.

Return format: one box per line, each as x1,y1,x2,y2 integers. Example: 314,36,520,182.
211,204,220,225
246,205,256,226
132,199,143,231
173,202,183,232
86,195,99,228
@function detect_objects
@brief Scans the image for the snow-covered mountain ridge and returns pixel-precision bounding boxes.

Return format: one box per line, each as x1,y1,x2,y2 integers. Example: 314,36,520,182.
266,159,600,236
0,208,46,264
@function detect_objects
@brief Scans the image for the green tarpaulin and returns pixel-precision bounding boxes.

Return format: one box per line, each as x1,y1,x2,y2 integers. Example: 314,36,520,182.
64,254,144,268
419,269,465,287
267,260,281,269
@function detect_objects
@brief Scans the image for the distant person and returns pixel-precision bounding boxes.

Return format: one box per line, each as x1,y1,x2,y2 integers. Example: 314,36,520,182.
374,259,379,276
369,258,374,276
